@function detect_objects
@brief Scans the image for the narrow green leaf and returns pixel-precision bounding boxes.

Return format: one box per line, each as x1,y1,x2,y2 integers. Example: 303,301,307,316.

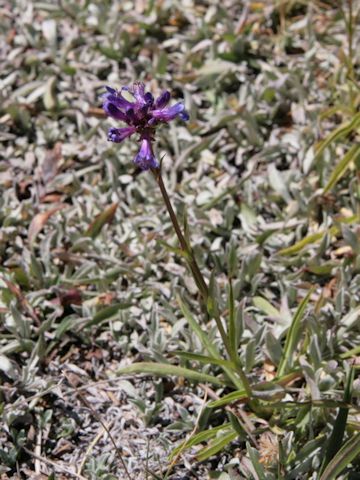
319,105,353,121
246,443,267,480
265,330,282,365
116,362,227,387
293,436,326,463
227,241,238,279
323,144,360,193
97,45,122,61
320,367,355,474
278,215,358,256
320,433,360,480
277,289,313,377
87,302,132,327
86,203,118,239
253,296,280,318
252,382,285,401
278,227,338,256
342,224,359,254
228,411,247,438
55,315,83,338
43,76,57,110
172,351,236,370
314,112,360,161
340,345,360,359
157,240,189,258
177,295,219,358
169,424,232,459
196,430,238,461
337,305,360,338
177,296,244,390
262,399,351,409
156,50,168,75
208,388,247,408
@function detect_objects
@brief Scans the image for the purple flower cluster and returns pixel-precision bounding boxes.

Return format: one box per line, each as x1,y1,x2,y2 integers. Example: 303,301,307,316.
102,83,189,170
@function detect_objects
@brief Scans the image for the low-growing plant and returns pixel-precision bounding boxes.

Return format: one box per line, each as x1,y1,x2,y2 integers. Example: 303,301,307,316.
101,77,360,478
1,1,359,478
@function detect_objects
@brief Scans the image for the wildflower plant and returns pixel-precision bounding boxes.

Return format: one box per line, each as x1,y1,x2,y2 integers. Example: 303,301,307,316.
102,82,359,475
2,2,360,479
103,82,252,392
102,81,266,465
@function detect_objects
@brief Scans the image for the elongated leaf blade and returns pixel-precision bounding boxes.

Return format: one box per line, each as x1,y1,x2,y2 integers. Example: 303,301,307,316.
87,302,132,327
320,367,355,473
323,144,360,193
196,430,238,461
278,214,359,256
247,443,267,480
86,203,118,239
177,297,247,390
314,112,360,161
116,362,227,387
320,433,360,480
253,296,281,318
208,388,247,408
177,295,219,358
169,424,232,459
173,351,236,370
277,289,313,377
278,227,338,256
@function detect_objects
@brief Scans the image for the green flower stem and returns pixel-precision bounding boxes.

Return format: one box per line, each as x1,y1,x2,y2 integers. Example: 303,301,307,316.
153,169,253,398
154,170,208,299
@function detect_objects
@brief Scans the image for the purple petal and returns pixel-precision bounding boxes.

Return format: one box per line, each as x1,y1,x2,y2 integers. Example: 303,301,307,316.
107,126,136,143
103,93,134,110
125,108,136,124
103,101,127,121
151,102,186,122
132,83,146,103
133,137,159,170
179,110,189,121
144,92,154,105
105,86,117,94
155,90,170,109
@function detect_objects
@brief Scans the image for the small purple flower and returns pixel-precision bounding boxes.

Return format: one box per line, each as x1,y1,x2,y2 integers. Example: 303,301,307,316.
108,126,136,143
152,103,189,122
134,136,158,170
102,82,189,171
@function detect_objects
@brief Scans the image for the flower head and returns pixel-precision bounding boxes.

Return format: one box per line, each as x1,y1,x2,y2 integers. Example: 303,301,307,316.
102,82,189,170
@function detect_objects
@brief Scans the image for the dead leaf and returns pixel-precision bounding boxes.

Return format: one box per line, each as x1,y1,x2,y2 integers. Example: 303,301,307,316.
4,279,40,324
97,292,116,305
40,192,64,203
51,248,83,265
88,107,106,117
52,438,74,457
331,245,353,258
55,287,83,308
41,142,62,184
28,205,66,243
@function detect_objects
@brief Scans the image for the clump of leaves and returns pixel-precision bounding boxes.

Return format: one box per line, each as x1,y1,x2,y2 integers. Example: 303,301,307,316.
1,0,360,479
